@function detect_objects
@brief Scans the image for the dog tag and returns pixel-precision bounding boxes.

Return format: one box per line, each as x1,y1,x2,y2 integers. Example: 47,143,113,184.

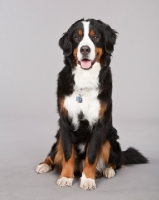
76,96,82,103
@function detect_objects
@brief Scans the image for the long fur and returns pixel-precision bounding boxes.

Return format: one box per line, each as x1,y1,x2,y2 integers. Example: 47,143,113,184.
36,19,148,190
122,147,148,165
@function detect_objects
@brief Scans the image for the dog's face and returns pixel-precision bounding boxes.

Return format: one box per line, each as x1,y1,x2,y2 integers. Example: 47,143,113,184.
59,19,117,69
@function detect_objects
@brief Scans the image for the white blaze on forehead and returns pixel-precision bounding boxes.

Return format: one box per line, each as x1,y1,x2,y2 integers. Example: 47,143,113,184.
77,21,96,61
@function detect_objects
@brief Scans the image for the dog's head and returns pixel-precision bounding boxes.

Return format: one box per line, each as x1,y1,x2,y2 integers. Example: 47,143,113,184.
59,19,117,69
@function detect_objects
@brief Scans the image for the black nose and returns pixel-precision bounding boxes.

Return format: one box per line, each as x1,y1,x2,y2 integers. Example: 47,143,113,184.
80,45,90,56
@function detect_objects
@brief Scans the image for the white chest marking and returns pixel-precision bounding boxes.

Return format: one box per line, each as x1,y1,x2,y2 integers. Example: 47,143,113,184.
64,62,101,129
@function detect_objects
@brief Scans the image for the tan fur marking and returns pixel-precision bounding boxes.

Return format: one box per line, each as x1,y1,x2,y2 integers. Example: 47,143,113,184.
73,47,78,65
39,139,64,168
99,102,107,119
60,146,76,178
95,47,103,63
83,157,98,179
59,98,68,116
73,47,78,58
40,156,53,166
108,163,116,170
89,30,95,37
54,139,63,165
100,141,111,164
78,29,83,36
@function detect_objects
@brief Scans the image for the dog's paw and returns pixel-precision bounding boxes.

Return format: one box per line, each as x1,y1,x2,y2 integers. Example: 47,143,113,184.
80,173,96,190
103,167,115,178
36,163,52,174
57,177,73,187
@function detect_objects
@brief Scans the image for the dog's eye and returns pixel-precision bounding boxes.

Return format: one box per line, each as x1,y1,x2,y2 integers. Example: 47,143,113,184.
74,34,81,42
92,35,99,42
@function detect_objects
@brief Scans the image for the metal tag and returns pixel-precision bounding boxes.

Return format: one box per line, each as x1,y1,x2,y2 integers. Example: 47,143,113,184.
76,96,82,103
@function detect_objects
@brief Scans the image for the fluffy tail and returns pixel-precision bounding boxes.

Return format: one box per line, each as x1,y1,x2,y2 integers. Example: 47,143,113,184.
122,147,148,165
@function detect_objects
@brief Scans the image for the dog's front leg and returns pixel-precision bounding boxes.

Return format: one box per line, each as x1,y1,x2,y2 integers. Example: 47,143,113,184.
57,119,75,187
80,156,98,190
57,145,75,187
80,124,103,190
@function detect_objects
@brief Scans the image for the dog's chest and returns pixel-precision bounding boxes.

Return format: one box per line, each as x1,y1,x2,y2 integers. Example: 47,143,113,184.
64,63,101,129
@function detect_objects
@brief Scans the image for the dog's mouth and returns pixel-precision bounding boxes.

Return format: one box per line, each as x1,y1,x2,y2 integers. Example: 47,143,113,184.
78,57,97,70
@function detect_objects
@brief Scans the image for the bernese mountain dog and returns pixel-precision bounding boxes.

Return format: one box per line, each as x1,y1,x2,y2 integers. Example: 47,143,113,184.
36,19,148,190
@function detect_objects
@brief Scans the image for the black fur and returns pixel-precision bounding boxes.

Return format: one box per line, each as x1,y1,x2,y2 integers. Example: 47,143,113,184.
122,147,148,165
59,32,72,56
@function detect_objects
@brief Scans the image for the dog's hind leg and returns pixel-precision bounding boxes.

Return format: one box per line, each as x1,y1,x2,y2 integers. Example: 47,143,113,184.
98,140,117,179
102,164,116,178
36,138,63,174
36,156,54,174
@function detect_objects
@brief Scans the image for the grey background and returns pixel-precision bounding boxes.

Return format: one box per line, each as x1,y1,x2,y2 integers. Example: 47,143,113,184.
0,0,159,199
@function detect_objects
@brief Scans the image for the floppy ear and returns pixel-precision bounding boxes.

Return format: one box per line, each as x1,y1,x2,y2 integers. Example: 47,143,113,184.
105,25,117,54
59,32,72,56
97,20,117,54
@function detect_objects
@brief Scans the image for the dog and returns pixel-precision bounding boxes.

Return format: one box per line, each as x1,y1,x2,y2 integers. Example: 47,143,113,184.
36,19,148,190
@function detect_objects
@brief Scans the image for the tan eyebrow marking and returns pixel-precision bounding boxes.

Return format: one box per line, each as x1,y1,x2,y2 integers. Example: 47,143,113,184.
89,30,95,37
78,29,83,36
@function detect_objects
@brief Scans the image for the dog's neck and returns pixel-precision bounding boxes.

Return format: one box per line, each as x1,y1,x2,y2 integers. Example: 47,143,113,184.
73,62,101,90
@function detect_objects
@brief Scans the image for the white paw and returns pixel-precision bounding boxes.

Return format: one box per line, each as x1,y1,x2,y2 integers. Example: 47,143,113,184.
36,163,52,174
80,173,96,190
57,177,73,187
103,167,115,178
